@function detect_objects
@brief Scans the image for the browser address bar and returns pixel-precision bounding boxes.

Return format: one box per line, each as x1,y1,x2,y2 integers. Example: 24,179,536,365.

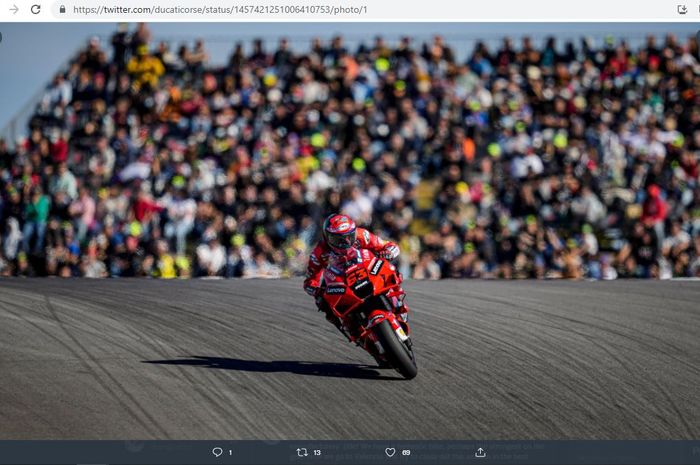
2,0,697,21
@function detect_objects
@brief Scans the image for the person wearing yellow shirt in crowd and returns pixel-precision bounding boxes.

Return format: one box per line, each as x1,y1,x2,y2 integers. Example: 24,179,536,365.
153,239,177,279
127,44,165,90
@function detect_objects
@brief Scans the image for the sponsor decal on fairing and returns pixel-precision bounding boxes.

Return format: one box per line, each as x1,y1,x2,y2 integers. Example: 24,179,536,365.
325,285,346,294
354,280,369,289
395,327,409,341
370,259,384,275
367,313,385,326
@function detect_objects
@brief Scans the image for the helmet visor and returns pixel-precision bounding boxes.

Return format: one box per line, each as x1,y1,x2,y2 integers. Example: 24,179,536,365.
327,230,356,250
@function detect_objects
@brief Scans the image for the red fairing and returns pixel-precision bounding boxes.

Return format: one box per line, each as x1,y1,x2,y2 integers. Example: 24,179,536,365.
303,227,398,293
318,250,410,340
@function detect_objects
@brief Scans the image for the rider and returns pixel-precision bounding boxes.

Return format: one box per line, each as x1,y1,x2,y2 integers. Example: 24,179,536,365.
303,213,408,338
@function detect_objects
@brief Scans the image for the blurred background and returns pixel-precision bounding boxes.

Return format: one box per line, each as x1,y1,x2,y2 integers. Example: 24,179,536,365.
0,22,698,279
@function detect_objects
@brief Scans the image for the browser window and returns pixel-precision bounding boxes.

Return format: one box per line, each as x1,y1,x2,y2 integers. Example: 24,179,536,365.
0,2,699,465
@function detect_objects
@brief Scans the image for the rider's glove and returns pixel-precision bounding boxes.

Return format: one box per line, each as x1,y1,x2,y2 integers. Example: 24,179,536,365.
378,245,400,261
303,276,321,296
304,283,320,297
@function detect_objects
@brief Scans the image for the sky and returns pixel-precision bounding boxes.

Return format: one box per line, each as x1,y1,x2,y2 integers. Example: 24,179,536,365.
0,22,698,137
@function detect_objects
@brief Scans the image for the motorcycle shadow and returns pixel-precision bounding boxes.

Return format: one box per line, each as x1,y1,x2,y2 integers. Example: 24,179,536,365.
143,356,402,380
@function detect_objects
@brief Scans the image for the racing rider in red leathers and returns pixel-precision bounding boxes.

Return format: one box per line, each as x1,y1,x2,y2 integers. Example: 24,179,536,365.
303,214,409,340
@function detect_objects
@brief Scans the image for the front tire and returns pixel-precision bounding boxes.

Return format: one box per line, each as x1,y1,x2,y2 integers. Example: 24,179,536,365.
373,320,417,379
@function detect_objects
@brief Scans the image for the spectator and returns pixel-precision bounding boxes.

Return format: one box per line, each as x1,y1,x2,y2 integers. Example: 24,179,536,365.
49,162,78,200
69,186,96,241
164,188,196,255
641,184,668,240
127,44,165,90
22,187,50,254
152,239,177,278
413,252,441,280
111,23,131,71
196,233,226,276
186,39,209,75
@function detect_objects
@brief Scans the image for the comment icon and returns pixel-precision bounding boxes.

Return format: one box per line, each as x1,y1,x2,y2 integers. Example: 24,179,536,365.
212,447,224,457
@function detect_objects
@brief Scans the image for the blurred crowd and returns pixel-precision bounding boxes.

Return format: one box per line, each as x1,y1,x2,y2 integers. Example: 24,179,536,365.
1,24,699,279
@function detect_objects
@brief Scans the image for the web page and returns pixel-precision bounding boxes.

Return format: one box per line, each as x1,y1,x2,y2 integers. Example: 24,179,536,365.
0,2,698,465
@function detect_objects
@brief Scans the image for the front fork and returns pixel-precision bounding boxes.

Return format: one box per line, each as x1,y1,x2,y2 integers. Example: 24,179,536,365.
360,306,411,357
385,287,409,326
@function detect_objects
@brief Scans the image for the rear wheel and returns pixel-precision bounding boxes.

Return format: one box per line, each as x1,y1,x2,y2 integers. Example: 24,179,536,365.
373,320,417,379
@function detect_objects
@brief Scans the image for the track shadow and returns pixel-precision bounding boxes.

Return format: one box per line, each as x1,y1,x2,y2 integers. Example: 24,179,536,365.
143,356,401,380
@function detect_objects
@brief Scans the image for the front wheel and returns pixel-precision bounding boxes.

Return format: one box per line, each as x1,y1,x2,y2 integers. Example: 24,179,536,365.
373,319,417,380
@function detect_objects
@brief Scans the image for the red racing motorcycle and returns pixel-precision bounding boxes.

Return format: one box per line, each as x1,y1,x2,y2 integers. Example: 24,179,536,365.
319,248,417,379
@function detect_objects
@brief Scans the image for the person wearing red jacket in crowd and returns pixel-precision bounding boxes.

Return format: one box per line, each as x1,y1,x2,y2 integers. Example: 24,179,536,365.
641,184,668,242
303,213,408,338
641,184,667,226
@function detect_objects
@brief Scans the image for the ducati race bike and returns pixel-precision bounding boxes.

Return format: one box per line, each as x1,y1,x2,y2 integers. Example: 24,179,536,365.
318,248,417,379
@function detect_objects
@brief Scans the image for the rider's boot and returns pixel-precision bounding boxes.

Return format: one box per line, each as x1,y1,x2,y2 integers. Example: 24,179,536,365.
318,300,354,342
332,317,354,343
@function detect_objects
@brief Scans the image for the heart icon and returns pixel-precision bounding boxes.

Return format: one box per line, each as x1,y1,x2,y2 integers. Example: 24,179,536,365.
385,448,396,457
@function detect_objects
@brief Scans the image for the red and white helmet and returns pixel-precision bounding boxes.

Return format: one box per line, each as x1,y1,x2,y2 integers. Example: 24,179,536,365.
322,214,357,252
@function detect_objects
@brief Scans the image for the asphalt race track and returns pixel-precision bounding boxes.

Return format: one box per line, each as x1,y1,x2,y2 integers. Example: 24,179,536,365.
0,279,698,440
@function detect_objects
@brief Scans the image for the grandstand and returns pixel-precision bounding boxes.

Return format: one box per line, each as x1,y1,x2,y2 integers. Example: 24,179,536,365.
0,24,698,279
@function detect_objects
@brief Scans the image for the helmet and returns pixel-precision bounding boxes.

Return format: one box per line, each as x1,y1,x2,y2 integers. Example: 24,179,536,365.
323,214,357,252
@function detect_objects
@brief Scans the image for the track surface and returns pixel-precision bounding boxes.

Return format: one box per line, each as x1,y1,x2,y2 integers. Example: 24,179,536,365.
0,279,698,440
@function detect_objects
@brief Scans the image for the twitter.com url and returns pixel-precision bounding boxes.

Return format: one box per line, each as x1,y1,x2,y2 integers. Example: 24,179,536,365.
71,4,369,17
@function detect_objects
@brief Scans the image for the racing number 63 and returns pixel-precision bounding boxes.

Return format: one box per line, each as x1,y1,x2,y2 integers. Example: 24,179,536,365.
346,268,369,286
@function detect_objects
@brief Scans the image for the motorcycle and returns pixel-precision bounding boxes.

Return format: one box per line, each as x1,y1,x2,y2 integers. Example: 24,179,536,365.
319,247,417,380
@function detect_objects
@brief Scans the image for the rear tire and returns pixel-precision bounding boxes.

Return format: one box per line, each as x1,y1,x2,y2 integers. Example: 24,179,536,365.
373,320,417,379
